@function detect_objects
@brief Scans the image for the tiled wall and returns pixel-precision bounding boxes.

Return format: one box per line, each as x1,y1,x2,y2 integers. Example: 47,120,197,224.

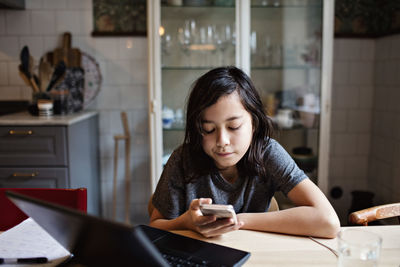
368,35,400,206
329,38,375,224
329,36,400,225
0,0,151,224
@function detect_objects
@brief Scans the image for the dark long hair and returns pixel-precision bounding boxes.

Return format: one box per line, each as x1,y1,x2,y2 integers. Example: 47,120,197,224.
183,66,273,181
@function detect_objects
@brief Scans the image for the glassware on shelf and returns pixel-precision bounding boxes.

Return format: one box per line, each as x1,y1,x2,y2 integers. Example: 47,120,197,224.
215,24,233,66
161,30,173,66
177,19,197,66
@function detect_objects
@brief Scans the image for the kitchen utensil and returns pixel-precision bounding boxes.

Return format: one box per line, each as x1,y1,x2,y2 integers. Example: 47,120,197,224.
39,59,53,92
18,65,32,87
46,60,66,92
19,46,40,92
53,32,82,68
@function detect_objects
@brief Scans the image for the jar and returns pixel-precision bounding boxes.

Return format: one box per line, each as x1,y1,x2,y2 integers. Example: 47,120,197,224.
51,90,70,115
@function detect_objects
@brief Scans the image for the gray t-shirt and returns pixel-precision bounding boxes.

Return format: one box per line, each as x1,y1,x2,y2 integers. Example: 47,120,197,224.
152,138,307,219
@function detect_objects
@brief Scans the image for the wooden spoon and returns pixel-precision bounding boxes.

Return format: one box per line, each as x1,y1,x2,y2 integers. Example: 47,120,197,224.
39,59,53,92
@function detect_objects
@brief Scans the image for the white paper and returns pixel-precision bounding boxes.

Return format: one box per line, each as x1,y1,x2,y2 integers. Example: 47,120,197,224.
0,218,71,267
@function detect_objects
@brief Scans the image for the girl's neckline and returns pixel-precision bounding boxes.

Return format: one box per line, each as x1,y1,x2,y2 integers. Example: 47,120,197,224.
214,172,244,191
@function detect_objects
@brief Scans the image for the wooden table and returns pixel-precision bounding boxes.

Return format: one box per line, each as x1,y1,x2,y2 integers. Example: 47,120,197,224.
173,225,400,267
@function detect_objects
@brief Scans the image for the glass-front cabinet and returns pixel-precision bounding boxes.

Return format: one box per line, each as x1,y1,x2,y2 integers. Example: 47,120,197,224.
148,0,334,199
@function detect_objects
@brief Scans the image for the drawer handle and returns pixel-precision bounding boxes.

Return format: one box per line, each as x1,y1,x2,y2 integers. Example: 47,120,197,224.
8,130,33,135
12,172,39,177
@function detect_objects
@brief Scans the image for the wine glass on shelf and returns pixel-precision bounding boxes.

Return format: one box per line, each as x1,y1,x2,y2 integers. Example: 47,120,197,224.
161,31,173,67
215,24,232,66
177,19,197,67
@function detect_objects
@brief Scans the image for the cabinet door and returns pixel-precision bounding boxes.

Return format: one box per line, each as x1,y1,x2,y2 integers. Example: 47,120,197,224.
249,0,333,192
250,0,322,180
160,2,237,164
0,167,69,188
0,126,67,166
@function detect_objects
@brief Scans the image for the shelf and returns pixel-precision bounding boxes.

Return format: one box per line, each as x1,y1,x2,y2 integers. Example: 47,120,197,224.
162,66,217,70
251,65,320,70
161,4,321,8
163,126,185,131
161,65,320,71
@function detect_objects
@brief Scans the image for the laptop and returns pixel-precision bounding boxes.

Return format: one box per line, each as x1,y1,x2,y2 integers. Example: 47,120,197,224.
6,191,250,267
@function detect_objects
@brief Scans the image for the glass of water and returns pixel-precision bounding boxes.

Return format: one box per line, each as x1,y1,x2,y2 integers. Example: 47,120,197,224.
337,229,382,267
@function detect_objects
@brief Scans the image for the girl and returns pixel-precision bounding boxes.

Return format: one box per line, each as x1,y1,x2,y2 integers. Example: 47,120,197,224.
150,66,340,238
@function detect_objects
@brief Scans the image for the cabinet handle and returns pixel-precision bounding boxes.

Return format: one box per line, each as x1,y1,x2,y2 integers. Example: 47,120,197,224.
8,130,33,135
12,172,39,177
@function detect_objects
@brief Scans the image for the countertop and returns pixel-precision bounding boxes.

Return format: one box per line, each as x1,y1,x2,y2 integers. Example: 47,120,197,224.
0,111,98,126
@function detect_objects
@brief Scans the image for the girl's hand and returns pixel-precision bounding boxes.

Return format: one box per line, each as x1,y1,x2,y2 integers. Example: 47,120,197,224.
185,198,244,238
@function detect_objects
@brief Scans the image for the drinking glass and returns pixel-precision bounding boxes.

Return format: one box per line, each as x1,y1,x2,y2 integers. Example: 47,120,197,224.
215,24,232,65
337,229,382,267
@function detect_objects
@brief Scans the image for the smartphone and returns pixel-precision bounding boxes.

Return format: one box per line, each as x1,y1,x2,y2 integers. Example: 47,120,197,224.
200,204,237,224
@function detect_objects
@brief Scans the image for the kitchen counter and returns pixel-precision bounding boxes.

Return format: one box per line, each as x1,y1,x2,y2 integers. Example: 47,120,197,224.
0,111,98,126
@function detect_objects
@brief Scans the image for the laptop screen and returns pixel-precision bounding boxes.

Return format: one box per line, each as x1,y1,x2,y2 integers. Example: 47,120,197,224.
6,191,168,267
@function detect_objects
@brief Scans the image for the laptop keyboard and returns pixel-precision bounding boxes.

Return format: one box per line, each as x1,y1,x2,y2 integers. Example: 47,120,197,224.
161,252,209,267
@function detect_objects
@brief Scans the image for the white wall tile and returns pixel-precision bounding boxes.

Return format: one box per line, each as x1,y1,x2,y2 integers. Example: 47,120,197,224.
391,35,400,59
0,36,19,60
43,0,67,9
120,85,148,110
74,36,95,55
79,10,93,35
360,40,375,61
129,109,149,135
332,133,357,156
31,11,56,35
25,0,43,9
348,61,374,85
356,134,370,156
130,59,148,85
358,85,373,109
104,60,131,85
109,110,124,136
375,38,390,61
339,39,361,61
93,38,118,60
0,62,8,85
56,10,82,35
332,61,349,85
98,111,112,135
19,36,44,60
0,86,21,100
0,11,5,35
329,157,345,180
347,110,371,133
118,38,148,60
43,36,59,54
20,86,32,99
331,109,346,133
95,86,121,109
5,11,30,35
344,157,368,179
334,86,358,109
67,0,92,10
8,61,25,86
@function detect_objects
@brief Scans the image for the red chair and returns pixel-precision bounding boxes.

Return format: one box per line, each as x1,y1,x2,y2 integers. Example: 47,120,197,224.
0,188,87,231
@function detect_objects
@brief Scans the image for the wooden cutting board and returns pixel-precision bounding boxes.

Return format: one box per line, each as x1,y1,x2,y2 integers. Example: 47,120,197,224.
51,32,82,68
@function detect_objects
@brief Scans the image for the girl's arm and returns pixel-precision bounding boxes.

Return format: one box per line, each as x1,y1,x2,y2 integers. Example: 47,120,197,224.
237,179,340,238
149,198,243,237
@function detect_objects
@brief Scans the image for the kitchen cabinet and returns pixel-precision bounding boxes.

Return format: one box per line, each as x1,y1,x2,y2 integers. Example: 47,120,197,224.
0,111,100,215
147,0,334,195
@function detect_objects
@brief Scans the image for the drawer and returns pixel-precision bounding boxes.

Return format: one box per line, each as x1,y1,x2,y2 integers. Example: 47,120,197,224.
0,126,67,166
0,167,69,188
